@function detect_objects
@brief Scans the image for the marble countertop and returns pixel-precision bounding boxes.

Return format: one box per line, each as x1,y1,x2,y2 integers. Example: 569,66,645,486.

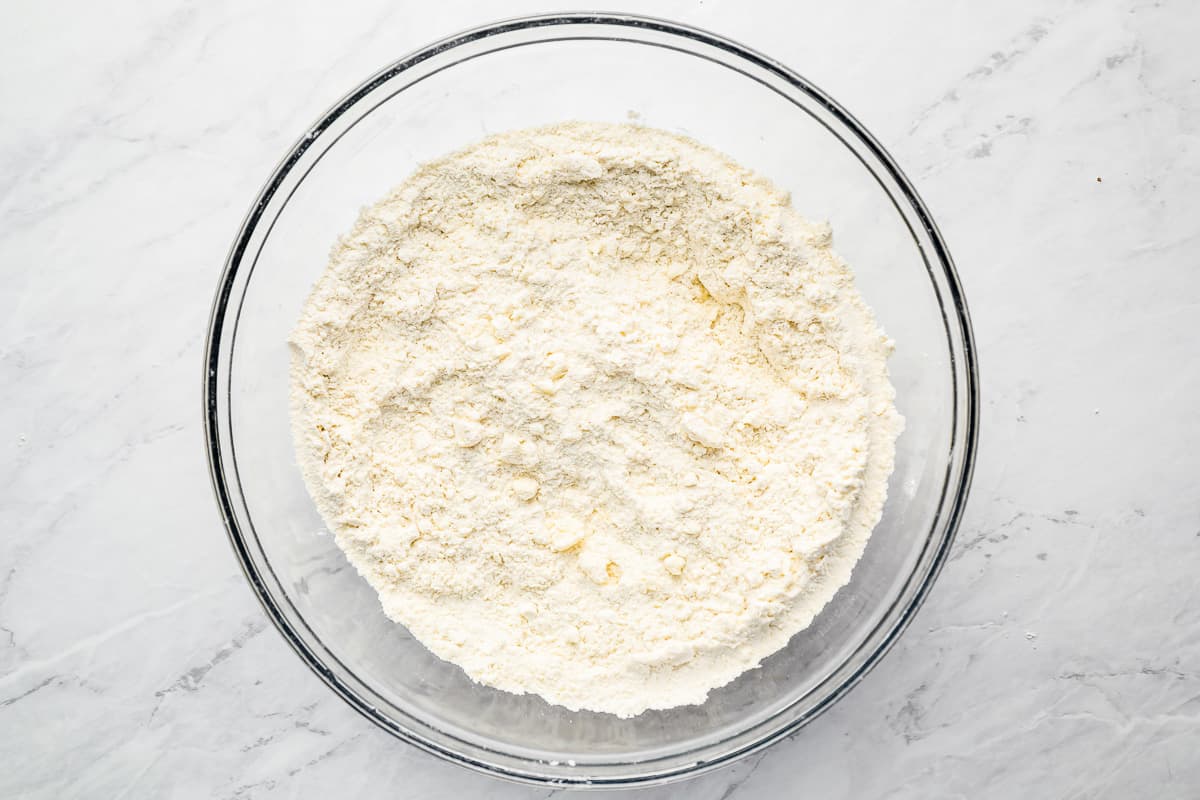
3,0,1198,797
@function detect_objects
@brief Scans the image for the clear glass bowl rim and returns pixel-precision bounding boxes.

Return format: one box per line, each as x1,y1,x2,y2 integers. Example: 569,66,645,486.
203,12,980,788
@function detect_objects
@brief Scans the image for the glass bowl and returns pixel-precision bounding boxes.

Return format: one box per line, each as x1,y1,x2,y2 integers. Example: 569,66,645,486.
204,13,978,788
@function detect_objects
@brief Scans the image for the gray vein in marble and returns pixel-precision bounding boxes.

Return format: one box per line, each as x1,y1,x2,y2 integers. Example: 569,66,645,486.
151,619,268,717
713,752,767,800
0,581,231,693
907,18,1054,138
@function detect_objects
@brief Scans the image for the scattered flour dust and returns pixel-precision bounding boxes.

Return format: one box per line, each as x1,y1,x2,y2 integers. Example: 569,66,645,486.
289,122,902,718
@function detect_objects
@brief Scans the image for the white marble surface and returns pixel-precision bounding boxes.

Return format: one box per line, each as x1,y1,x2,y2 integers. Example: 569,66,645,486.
3,0,1198,796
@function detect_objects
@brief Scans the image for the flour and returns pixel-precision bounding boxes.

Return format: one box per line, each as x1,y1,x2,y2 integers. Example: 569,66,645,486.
289,122,902,717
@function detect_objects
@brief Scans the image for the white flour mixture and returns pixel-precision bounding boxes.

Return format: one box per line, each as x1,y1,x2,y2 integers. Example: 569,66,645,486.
290,122,902,717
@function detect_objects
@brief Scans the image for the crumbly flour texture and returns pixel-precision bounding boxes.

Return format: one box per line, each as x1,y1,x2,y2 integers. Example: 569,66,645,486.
290,122,902,718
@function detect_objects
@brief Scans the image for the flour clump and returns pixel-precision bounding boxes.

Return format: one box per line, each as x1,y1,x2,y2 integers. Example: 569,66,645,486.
289,122,902,718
